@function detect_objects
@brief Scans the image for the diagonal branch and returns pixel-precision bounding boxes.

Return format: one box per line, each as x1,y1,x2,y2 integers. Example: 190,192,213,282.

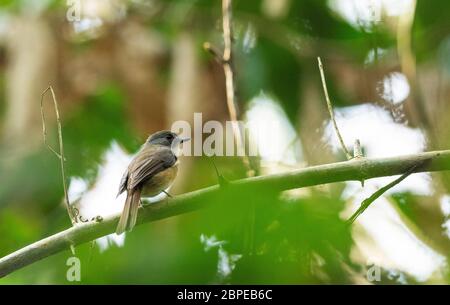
1,150,450,278
346,162,422,224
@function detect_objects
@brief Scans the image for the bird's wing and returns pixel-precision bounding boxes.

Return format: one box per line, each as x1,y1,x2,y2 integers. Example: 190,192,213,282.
117,169,129,197
127,147,177,191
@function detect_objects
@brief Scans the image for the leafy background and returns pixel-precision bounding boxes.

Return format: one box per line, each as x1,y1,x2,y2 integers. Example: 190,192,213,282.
0,0,449,284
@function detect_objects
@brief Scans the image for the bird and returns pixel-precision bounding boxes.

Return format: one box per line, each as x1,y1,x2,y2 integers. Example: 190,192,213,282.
115,130,189,234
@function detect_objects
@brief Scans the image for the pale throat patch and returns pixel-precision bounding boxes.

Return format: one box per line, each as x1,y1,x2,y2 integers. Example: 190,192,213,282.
171,139,184,157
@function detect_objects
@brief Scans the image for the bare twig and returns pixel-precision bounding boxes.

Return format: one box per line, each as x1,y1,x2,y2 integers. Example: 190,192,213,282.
1,149,449,277
221,0,242,150
317,57,352,160
40,86,76,224
222,0,233,63
204,0,254,176
346,162,422,225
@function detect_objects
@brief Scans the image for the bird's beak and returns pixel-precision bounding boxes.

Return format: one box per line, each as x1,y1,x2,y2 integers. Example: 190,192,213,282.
180,137,190,143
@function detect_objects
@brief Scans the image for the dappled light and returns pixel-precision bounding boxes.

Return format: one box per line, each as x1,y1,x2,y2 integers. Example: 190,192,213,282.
0,0,449,287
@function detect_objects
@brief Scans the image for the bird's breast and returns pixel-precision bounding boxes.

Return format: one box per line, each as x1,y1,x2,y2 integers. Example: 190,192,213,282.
141,162,179,197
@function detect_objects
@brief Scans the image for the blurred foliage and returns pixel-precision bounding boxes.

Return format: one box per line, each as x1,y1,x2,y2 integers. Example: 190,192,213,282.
0,0,450,284
64,84,137,178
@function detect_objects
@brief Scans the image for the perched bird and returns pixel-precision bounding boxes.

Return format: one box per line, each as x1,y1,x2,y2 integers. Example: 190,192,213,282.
116,130,189,234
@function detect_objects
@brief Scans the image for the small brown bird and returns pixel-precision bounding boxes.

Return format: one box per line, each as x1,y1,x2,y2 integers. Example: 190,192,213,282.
116,130,189,234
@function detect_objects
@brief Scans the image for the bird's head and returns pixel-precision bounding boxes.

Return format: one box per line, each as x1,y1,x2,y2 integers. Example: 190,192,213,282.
147,130,190,149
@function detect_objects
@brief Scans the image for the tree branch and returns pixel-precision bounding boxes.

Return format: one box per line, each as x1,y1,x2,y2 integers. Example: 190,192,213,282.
1,150,450,278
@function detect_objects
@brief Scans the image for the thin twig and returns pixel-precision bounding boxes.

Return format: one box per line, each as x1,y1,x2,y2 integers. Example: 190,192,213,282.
40,86,76,224
346,162,423,225
317,57,352,160
221,0,253,174
204,0,254,176
222,0,233,63
0,150,448,277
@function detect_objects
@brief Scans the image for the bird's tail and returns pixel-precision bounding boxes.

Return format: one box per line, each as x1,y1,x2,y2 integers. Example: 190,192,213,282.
116,189,141,235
